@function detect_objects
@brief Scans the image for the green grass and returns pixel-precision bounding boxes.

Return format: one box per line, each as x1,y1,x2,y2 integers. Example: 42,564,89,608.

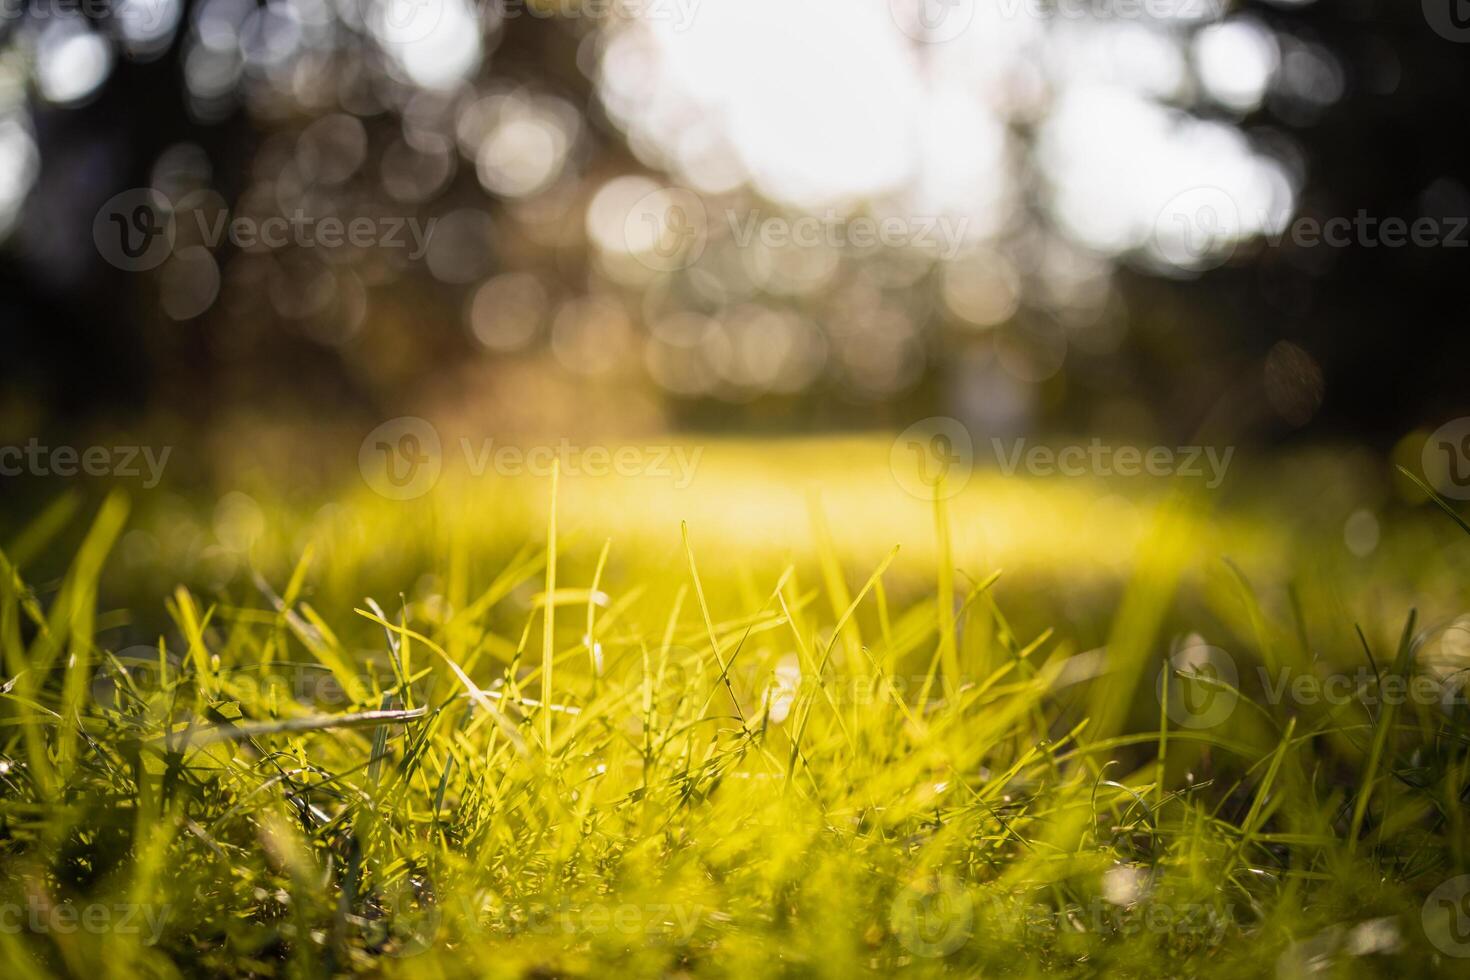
2,439,1469,977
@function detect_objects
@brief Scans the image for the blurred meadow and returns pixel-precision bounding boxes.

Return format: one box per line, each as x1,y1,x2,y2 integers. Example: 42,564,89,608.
3,0,1470,976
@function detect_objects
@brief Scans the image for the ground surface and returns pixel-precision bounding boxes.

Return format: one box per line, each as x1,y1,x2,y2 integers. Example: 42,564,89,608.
2,437,1469,977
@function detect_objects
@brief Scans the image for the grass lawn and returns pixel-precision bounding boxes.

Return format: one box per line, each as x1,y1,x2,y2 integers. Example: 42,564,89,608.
2,436,1469,977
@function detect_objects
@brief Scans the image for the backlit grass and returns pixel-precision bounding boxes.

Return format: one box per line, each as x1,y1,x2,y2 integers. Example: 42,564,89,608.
1,438,1469,977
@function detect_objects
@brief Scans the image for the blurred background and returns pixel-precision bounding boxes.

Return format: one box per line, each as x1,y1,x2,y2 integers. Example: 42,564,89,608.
1,0,1468,748
0,0,1466,484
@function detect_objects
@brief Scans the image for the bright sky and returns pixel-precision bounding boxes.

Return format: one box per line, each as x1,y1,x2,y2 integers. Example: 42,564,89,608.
597,0,1299,271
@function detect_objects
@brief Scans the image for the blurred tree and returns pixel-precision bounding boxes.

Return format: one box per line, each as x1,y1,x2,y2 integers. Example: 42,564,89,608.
0,0,1463,447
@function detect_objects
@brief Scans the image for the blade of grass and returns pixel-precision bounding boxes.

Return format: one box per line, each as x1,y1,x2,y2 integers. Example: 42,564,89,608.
542,460,559,751
1348,610,1416,851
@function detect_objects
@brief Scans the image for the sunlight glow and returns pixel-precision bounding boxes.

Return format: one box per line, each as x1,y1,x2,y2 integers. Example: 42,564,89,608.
371,0,485,91
597,0,1297,273
1193,18,1279,112
35,23,114,106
